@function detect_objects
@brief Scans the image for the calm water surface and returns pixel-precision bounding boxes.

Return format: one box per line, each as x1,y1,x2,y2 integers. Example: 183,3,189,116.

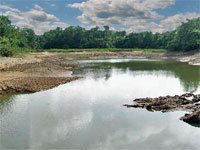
0,59,200,150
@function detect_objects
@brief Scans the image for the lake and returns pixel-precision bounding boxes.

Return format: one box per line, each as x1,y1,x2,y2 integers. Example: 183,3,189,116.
0,59,200,150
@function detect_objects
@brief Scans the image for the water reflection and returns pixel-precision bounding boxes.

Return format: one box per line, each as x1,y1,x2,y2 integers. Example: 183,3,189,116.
0,95,15,115
0,59,200,149
74,59,200,93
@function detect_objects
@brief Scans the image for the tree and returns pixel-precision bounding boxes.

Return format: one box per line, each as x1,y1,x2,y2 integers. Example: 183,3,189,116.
0,15,199,53
0,16,19,56
167,18,200,51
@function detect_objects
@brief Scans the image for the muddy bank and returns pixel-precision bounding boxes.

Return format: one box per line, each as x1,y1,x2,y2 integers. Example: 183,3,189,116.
0,53,79,95
60,50,200,66
176,50,200,66
0,77,79,94
124,93,200,125
0,50,199,95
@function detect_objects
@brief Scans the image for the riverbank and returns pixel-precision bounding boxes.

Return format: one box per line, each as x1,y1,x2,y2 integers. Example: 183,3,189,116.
0,52,79,95
0,50,199,95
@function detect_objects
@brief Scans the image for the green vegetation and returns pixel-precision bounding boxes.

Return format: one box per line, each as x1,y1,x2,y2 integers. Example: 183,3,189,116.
0,15,199,56
45,48,167,53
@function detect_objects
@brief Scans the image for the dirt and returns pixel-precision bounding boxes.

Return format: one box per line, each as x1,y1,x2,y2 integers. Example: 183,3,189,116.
124,93,200,125
0,77,79,94
0,52,79,95
177,50,200,65
0,50,199,95
0,50,200,124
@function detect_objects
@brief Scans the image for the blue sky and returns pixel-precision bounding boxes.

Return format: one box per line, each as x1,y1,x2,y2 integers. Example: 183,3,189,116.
0,0,199,34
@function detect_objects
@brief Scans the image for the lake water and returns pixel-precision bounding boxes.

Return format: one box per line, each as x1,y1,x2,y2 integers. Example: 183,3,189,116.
0,59,200,150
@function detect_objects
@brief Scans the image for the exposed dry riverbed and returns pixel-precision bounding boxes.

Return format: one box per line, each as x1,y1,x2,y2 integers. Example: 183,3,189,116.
0,50,199,95
0,50,200,124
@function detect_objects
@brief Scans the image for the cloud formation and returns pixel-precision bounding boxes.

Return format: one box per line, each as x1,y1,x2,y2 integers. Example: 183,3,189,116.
123,12,200,33
69,0,174,25
0,1,199,34
69,0,199,33
0,4,69,34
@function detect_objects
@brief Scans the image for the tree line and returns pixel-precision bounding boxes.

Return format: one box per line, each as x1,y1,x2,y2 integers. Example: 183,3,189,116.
0,15,199,56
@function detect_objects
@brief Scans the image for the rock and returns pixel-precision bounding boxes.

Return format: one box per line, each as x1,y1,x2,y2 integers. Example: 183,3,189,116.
124,93,200,125
192,98,200,103
182,93,194,97
180,110,200,124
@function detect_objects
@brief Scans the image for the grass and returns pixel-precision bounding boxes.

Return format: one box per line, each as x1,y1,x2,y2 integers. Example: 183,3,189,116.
6,48,168,57
43,48,168,53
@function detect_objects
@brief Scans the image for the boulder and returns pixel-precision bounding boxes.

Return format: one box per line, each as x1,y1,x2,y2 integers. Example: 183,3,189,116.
180,110,200,124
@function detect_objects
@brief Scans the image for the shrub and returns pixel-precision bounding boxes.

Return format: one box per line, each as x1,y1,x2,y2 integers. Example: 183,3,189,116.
0,46,13,57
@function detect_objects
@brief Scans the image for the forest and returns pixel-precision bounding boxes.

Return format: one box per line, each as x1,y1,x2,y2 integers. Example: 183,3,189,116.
0,15,200,56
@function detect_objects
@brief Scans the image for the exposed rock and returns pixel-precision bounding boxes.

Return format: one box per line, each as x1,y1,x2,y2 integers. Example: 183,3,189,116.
180,110,200,124
124,93,200,125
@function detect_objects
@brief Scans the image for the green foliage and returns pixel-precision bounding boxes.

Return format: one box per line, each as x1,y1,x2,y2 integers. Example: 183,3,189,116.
0,15,11,37
38,18,199,51
0,15,199,56
44,48,167,53
18,28,40,49
0,47,13,57
0,37,13,57
0,16,20,56
167,18,200,51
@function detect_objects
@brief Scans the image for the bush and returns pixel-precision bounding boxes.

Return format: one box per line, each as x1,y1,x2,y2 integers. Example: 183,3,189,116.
0,47,13,57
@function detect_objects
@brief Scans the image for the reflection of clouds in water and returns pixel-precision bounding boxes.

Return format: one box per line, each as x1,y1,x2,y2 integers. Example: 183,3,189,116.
27,71,198,149
0,60,200,149
75,59,159,64
23,92,94,149
0,95,30,136
29,111,93,149
194,86,200,94
58,69,185,103
76,59,200,93
88,112,200,150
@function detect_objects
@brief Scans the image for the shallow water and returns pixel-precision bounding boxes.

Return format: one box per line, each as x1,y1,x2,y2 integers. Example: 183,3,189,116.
0,59,200,150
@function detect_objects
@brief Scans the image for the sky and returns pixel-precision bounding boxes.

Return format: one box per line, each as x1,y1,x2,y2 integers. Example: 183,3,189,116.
0,0,199,34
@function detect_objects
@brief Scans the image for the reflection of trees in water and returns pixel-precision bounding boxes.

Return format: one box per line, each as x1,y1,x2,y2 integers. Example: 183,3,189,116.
186,122,200,128
75,60,200,92
173,65,200,92
73,64,112,80
0,95,15,115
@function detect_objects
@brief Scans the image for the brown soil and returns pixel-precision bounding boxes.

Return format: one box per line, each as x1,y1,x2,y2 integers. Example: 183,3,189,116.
0,52,79,95
0,50,199,95
0,51,199,124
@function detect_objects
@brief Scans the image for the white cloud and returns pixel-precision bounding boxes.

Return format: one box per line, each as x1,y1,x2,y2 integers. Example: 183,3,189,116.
0,5,21,13
160,12,200,31
52,22,69,28
124,12,200,33
33,4,43,11
69,0,199,33
3,11,24,20
69,0,175,26
142,0,175,10
0,4,69,34
25,9,58,22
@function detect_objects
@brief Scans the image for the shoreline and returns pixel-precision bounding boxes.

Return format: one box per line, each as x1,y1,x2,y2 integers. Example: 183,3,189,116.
0,51,199,95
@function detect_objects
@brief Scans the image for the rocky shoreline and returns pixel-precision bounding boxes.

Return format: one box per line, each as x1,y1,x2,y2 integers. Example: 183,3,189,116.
124,93,200,125
0,51,200,125
0,77,79,95
0,52,79,95
0,50,199,95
